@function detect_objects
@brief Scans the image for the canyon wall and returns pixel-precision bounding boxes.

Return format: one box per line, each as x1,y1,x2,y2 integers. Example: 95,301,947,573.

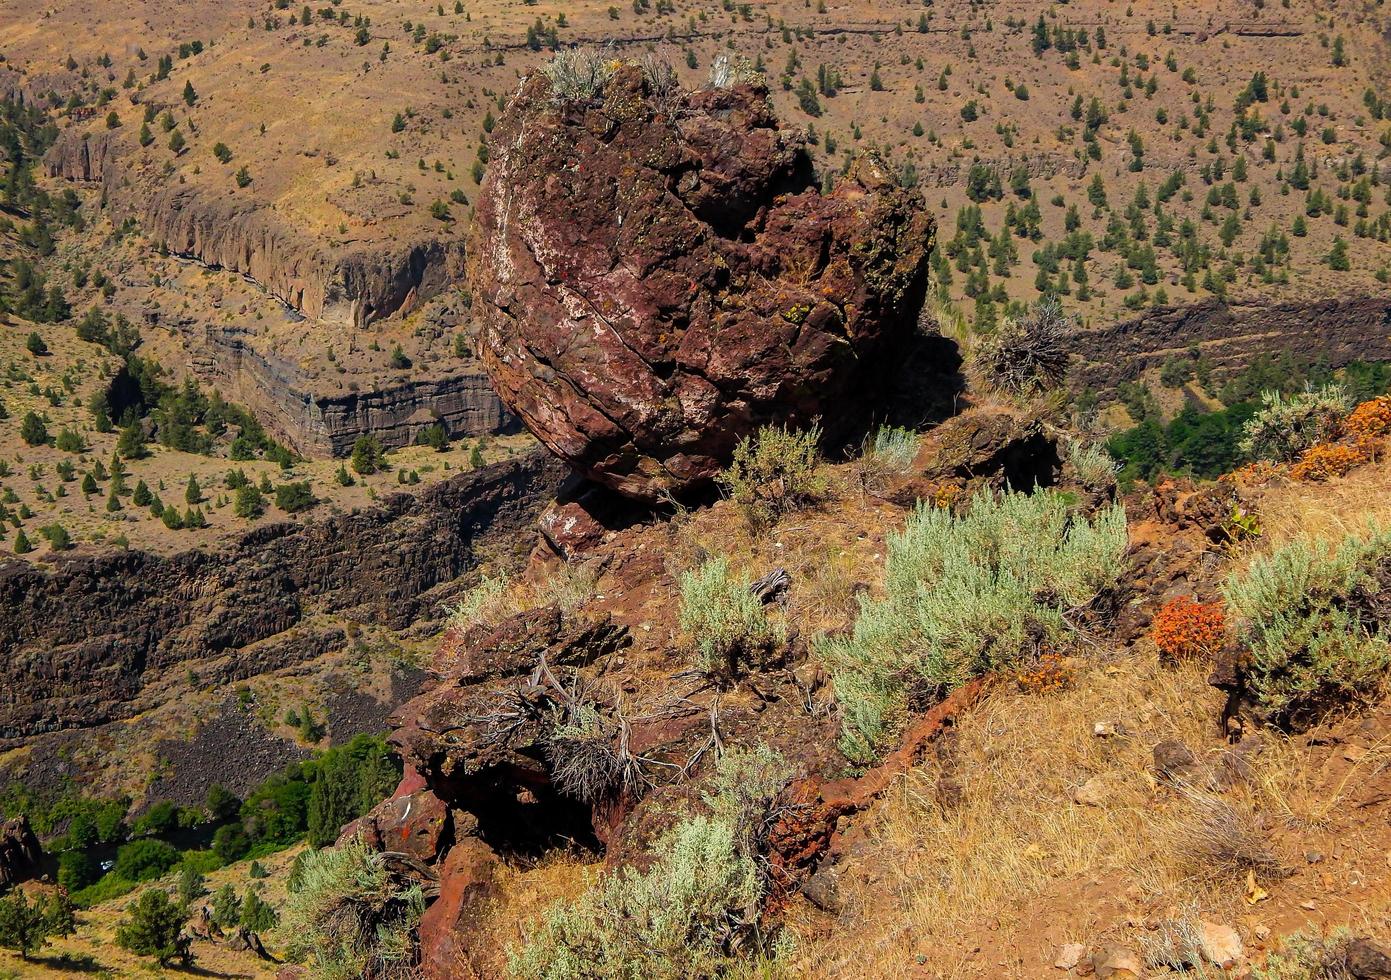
45,129,463,329
1070,295,1391,393
173,316,519,456
0,450,567,746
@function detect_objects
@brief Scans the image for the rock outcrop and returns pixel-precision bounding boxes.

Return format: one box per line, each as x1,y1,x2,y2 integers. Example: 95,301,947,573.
170,313,518,456
0,816,43,889
45,130,463,329
1069,295,1391,395
473,63,935,500
0,452,566,744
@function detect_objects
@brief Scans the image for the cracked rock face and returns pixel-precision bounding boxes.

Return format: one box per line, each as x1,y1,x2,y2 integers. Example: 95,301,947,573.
472,63,935,500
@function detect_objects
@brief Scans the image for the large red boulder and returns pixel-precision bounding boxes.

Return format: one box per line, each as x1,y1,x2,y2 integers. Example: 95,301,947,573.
472,60,935,500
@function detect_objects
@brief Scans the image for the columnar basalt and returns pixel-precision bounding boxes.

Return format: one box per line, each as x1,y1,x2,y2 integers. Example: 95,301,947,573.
45,129,463,329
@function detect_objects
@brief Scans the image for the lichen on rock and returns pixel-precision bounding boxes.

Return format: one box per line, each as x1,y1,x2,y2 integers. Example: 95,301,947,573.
472,59,935,500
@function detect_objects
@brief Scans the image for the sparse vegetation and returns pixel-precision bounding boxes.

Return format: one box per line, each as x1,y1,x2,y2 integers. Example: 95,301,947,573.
277,838,424,980
1223,526,1391,727
818,489,1128,762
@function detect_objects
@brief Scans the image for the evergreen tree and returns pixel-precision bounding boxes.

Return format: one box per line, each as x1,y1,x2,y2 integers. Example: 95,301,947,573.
182,80,197,106
178,865,206,907
240,890,277,933
210,884,242,930
116,889,190,966
0,890,52,960
117,422,148,459
185,474,202,504
20,412,48,446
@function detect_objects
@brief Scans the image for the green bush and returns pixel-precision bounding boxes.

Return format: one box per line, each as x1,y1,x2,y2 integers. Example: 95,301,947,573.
113,839,181,882
277,838,424,980
275,480,316,513
818,489,1128,762
233,484,265,519
717,423,825,529
679,557,784,678
1223,527,1391,726
116,889,190,966
1239,384,1349,462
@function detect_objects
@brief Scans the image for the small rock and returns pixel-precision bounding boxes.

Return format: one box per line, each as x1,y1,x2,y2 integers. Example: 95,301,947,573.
1153,739,1202,783
801,866,844,915
1093,721,1126,738
1055,943,1087,970
1348,937,1391,978
1074,776,1108,807
1344,744,1369,763
1300,900,1318,910
1305,850,1324,864
1199,922,1244,968
1254,925,1271,941
1092,946,1143,979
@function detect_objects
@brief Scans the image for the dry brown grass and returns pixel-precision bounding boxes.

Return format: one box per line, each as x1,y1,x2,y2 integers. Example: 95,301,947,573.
1248,457,1391,555
788,657,1283,978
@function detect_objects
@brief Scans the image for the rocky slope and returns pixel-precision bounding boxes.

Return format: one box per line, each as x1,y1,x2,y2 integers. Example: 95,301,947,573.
0,451,566,745
46,129,462,330
1070,295,1391,395
170,312,519,456
473,63,935,500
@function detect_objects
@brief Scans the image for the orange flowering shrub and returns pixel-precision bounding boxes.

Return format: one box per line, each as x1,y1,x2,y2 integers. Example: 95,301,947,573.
930,484,963,509
1016,651,1072,694
1289,441,1368,482
1150,596,1226,660
1220,460,1284,487
1344,396,1391,440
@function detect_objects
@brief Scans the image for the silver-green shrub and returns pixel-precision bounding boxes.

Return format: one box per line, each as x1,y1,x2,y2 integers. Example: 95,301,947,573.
543,47,616,103
276,839,424,980
509,747,794,980
818,489,1129,762
444,573,510,631
1067,438,1119,490
867,425,920,473
679,557,785,677
1223,526,1391,725
718,423,826,529
1239,384,1349,462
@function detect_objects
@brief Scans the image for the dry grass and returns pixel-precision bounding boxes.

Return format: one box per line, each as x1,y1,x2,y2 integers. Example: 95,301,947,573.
790,658,1266,977
1250,458,1391,554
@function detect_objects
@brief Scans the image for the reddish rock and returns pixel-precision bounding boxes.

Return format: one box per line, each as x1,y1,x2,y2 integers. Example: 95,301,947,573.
473,62,935,500
338,788,452,864
417,837,500,979
0,816,42,889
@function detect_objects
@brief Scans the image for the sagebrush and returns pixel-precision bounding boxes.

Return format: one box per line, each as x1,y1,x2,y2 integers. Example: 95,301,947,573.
1223,526,1391,726
509,747,794,980
276,839,424,980
718,423,826,529
679,556,785,678
1239,384,1349,463
817,489,1128,762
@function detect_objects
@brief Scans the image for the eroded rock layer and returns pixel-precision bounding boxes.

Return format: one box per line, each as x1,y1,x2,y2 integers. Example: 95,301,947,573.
1069,295,1391,394
46,130,461,329
0,452,565,744
473,65,935,500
